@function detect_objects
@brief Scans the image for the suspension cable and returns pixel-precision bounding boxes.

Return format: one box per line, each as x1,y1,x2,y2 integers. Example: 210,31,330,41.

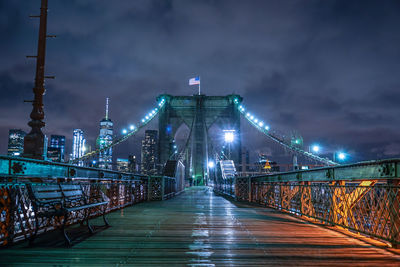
234,99,338,166
71,98,167,164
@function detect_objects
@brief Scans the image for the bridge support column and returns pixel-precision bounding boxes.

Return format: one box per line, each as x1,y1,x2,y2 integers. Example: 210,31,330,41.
191,95,208,186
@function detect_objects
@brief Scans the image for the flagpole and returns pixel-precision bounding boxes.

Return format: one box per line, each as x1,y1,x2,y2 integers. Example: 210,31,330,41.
199,76,201,95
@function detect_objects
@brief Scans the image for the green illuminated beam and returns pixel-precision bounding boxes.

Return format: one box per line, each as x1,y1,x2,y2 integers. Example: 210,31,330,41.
237,102,338,166
71,99,166,164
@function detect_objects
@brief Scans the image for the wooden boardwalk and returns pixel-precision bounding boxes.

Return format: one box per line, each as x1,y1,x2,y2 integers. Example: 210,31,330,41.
1,187,400,266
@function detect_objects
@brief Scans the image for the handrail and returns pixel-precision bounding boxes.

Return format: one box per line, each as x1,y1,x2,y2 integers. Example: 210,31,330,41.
242,158,400,182
214,157,400,248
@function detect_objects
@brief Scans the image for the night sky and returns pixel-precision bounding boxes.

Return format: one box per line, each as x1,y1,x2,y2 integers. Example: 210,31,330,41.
1,0,400,164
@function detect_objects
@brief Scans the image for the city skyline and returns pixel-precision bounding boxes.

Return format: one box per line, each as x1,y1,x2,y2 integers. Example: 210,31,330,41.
1,1,400,163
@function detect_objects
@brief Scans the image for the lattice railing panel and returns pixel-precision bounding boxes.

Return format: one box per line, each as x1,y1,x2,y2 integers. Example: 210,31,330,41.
250,181,400,246
0,179,151,247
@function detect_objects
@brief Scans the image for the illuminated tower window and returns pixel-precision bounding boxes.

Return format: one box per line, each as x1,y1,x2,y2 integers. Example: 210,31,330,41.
71,129,85,166
97,98,113,169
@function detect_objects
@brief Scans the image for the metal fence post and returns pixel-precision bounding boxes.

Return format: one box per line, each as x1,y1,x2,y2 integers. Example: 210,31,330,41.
248,177,252,202
388,179,400,248
162,176,166,201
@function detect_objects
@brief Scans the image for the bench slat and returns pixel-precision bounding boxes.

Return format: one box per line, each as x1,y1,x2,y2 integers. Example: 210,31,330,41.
60,184,82,190
34,191,63,200
63,190,83,197
32,185,60,192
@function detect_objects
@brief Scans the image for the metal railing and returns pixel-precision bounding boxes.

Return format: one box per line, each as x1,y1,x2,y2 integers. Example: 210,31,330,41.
0,156,176,246
214,158,400,247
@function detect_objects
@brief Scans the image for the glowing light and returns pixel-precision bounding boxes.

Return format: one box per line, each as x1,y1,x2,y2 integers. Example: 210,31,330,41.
258,122,263,127
145,116,149,120
265,125,270,130
250,116,254,120
312,145,320,153
208,161,215,168
254,118,258,123
224,131,235,143
338,152,346,160
122,129,127,134
246,113,250,117
141,119,145,123
130,125,135,130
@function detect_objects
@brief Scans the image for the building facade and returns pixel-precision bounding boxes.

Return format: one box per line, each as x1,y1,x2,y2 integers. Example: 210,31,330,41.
71,129,85,166
128,155,138,173
48,135,66,162
116,158,129,172
141,130,158,175
97,98,113,169
7,129,26,156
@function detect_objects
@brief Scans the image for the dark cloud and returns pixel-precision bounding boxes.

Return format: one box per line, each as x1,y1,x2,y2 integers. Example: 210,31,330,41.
1,0,400,163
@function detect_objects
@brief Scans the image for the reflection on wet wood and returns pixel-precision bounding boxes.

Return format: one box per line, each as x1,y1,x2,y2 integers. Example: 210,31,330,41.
1,187,399,266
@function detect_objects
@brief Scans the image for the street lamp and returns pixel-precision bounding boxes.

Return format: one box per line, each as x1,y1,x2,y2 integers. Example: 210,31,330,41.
311,145,320,153
338,152,346,160
223,129,235,159
334,151,347,162
224,131,235,143
208,161,215,168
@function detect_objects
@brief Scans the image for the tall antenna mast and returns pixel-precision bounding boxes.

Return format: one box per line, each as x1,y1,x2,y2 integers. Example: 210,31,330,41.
105,97,109,120
24,0,52,159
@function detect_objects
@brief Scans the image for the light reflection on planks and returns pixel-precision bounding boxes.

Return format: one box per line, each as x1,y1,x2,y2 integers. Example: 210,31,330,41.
0,187,399,266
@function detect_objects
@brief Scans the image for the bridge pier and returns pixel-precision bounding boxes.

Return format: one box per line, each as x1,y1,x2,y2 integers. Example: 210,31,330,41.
157,94,242,186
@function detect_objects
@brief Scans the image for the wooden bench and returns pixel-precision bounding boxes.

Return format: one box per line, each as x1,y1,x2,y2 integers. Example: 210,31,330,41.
27,183,109,246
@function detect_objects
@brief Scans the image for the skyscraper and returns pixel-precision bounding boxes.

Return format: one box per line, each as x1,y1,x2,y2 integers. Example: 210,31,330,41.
97,98,113,169
48,135,66,162
128,155,138,173
141,130,158,175
71,129,86,166
116,158,129,172
7,129,26,156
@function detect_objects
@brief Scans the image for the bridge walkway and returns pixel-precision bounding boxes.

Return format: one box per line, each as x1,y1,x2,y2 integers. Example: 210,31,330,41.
1,187,399,266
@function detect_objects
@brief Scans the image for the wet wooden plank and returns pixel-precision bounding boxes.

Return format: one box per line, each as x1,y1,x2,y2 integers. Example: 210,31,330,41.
0,187,399,266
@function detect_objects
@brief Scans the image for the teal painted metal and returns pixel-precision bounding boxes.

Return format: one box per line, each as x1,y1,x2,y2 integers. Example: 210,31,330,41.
157,94,242,186
214,158,400,247
0,155,177,246
249,158,400,182
0,155,146,180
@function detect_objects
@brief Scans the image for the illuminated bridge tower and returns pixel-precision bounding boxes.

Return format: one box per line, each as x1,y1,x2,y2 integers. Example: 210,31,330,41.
97,98,113,169
158,94,242,185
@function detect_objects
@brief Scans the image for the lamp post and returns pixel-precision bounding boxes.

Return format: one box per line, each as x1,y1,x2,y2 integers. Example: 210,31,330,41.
23,0,50,159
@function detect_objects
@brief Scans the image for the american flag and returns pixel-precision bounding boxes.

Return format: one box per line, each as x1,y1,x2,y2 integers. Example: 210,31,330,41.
189,76,200,85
